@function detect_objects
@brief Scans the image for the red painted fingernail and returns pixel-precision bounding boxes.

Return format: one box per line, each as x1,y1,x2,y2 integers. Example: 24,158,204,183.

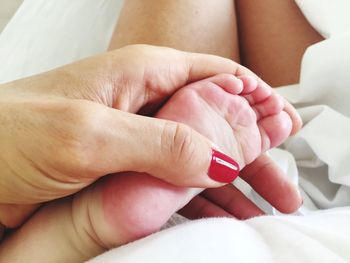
208,149,239,183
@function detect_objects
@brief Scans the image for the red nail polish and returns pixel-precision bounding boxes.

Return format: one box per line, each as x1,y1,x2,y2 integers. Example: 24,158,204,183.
208,149,239,183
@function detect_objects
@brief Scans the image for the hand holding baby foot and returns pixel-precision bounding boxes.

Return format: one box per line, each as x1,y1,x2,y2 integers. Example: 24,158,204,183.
97,73,299,238
0,45,302,230
0,73,302,263
159,73,301,219
0,46,302,263
0,45,249,230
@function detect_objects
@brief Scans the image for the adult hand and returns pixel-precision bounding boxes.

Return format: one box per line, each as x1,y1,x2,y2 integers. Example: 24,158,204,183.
0,45,301,231
0,45,258,228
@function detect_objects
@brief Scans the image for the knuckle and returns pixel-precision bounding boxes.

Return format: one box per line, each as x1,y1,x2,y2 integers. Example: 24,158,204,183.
121,44,150,59
162,122,196,168
55,101,106,176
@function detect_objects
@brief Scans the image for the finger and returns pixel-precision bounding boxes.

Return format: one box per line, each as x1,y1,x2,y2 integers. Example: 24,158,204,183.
185,52,248,83
138,73,245,116
201,185,265,220
138,56,245,116
83,103,240,188
178,195,234,219
240,154,302,213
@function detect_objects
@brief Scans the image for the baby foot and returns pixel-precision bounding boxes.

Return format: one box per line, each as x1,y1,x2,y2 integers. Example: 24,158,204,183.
156,74,290,167
81,73,292,247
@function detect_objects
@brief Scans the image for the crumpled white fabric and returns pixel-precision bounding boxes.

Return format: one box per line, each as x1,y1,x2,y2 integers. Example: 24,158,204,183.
0,0,350,262
240,0,350,215
90,211,350,263
276,0,350,211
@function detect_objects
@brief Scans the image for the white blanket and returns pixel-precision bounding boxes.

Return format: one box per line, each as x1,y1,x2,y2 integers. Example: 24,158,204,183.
0,1,350,262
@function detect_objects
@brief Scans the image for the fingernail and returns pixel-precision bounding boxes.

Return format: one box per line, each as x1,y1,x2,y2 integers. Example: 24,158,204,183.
208,149,239,183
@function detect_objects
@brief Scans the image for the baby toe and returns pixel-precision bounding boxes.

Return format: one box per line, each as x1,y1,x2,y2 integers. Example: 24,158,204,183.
253,93,284,120
244,81,273,105
237,75,258,94
258,111,292,152
207,74,244,95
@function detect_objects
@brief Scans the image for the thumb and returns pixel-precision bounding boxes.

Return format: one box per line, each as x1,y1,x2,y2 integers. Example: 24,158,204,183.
94,108,240,187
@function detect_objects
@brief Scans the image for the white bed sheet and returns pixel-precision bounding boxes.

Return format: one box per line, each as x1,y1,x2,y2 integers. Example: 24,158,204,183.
90,210,350,263
0,0,22,33
1,0,350,262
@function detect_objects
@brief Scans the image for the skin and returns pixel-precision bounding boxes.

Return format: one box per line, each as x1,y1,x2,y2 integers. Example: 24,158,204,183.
110,0,323,87
236,0,324,86
0,73,298,262
108,0,307,219
110,0,240,61
0,45,270,231
0,0,316,259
